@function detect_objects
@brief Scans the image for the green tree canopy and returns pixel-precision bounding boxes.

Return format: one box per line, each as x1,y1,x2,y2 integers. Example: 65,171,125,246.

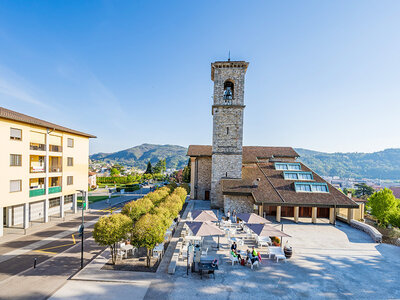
153,159,166,174
145,161,153,174
93,213,132,264
131,213,165,267
355,183,375,198
368,188,399,226
182,159,191,183
110,167,120,177
121,197,154,223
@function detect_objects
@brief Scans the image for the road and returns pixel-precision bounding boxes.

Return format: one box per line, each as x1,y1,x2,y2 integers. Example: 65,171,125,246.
0,186,152,299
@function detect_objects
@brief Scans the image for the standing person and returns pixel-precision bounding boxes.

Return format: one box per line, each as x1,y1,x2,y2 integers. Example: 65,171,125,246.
232,209,237,223
226,210,230,220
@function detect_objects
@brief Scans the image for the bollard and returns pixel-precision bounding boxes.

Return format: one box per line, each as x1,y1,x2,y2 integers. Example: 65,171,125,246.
34,258,37,269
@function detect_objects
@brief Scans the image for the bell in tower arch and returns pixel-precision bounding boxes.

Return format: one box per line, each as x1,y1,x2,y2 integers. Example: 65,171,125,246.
223,80,234,101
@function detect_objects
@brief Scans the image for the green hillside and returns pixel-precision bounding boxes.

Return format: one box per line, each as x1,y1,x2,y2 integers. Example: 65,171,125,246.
91,144,400,179
90,143,188,170
296,148,400,180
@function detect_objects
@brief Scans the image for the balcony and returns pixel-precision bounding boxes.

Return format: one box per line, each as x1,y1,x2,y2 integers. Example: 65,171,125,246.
30,143,46,151
49,186,62,194
49,145,62,152
29,188,45,197
49,166,62,173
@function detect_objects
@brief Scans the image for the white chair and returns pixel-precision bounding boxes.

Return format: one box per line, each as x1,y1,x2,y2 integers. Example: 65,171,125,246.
229,253,239,266
268,246,286,262
246,258,259,270
201,247,208,257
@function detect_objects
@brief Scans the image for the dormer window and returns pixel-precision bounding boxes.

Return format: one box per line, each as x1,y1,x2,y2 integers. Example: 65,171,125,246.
223,80,234,103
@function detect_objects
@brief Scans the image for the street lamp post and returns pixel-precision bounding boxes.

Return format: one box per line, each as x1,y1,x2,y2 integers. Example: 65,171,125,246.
77,190,86,269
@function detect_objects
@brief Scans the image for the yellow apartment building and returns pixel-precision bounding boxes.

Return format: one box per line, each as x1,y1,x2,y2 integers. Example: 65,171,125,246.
0,107,96,236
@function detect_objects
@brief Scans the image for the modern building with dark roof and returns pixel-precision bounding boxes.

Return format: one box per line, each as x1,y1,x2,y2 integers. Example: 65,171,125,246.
187,60,359,224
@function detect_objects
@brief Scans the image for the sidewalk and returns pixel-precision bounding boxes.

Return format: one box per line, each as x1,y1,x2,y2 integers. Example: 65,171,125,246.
0,195,139,263
0,238,105,300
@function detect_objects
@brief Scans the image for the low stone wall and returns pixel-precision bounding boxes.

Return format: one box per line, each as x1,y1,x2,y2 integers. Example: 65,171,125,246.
167,200,194,274
350,219,382,243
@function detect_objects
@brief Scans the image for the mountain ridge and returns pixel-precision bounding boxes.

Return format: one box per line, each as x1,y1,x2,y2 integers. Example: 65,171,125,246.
90,144,400,180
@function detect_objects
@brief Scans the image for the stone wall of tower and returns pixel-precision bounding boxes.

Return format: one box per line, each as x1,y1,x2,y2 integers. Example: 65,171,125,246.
210,154,242,208
210,61,248,209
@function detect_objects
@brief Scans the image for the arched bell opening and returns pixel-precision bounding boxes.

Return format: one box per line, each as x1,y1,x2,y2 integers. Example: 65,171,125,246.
223,80,234,101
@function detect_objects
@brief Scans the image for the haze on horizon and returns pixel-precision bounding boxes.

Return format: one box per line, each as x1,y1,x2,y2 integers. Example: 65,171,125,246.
0,1,399,154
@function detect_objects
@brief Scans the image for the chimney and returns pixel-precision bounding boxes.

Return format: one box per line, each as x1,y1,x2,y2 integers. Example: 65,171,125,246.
347,191,352,199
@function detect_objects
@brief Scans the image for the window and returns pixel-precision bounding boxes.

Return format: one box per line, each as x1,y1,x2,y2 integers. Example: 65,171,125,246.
67,138,74,148
67,157,74,166
67,176,73,185
10,154,22,166
227,127,229,135
275,163,301,171
283,171,313,181
64,194,73,204
294,182,329,193
10,180,22,192
49,197,60,208
223,80,234,103
10,128,22,140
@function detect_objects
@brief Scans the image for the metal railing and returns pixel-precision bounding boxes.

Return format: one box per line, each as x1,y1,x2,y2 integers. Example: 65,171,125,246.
49,145,62,152
30,166,45,173
50,166,62,173
30,143,46,151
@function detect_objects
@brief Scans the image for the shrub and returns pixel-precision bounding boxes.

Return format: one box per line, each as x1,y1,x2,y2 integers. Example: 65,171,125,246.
180,183,190,194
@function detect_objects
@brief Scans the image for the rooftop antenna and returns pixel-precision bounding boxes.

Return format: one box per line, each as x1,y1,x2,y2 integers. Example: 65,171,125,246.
228,50,230,62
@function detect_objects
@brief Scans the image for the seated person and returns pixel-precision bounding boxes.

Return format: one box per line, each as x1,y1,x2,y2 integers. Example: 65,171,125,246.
231,250,241,261
251,247,259,261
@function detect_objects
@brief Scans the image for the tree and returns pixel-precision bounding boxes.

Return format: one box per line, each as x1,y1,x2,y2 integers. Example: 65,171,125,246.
368,188,399,226
93,214,132,264
145,161,153,174
110,168,120,177
343,188,356,197
182,159,191,183
131,213,165,267
121,197,154,223
153,159,166,174
355,183,375,198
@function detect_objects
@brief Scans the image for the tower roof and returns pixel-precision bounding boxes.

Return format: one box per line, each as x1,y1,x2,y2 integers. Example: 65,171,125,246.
211,61,249,81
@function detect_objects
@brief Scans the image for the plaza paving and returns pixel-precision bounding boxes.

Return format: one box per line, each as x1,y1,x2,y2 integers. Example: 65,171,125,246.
53,200,400,299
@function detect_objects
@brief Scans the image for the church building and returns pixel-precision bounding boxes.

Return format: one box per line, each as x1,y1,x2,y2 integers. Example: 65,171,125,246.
187,60,358,224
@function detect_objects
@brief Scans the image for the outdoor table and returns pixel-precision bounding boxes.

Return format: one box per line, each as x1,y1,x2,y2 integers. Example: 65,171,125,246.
200,256,215,264
120,244,134,258
198,262,218,279
184,236,202,246
153,243,164,259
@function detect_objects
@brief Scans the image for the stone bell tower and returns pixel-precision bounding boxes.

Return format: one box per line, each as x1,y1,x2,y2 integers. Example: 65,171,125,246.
210,60,249,208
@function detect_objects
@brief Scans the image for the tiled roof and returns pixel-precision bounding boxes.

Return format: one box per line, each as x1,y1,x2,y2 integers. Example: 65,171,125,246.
187,145,298,162
222,162,358,208
0,107,96,138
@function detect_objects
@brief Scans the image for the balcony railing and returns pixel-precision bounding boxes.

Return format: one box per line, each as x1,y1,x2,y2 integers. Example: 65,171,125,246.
30,143,46,151
49,186,62,194
50,166,62,173
29,188,45,197
30,166,45,173
49,145,62,152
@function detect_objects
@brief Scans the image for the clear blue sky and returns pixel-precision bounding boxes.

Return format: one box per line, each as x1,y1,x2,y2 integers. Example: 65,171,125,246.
1,1,399,154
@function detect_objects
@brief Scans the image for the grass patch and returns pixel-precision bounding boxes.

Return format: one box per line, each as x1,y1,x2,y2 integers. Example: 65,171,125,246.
77,195,119,206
